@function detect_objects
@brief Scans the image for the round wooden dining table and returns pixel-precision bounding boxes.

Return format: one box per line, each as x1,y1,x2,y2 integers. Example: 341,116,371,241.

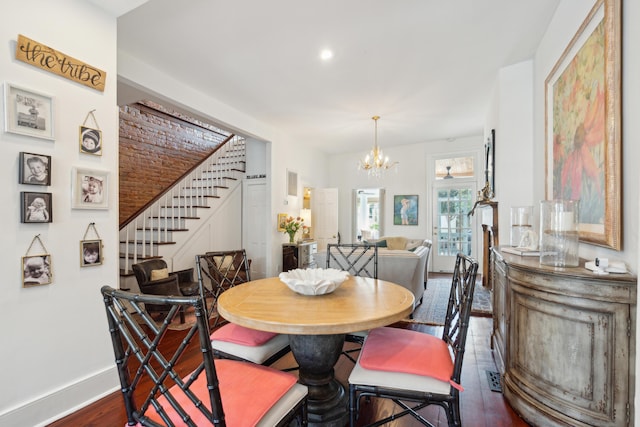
217,275,414,427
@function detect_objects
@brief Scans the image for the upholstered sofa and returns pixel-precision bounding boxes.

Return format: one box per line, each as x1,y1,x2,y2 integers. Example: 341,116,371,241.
314,237,431,310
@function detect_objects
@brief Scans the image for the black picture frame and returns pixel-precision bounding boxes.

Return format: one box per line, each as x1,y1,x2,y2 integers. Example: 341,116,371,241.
20,191,52,223
19,152,51,186
485,129,495,194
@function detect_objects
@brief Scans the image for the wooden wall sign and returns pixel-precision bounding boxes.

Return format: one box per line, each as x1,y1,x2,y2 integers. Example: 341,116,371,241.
15,34,106,92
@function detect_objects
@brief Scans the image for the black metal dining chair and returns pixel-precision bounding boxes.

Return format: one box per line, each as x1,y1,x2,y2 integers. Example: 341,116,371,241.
348,253,479,426
100,285,308,426
195,252,292,368
326,243,378,363
195,250,251,327
326,243,378,279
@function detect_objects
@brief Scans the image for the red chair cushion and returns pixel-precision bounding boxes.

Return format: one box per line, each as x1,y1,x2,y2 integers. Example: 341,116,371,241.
210,323,278,346
359,326,463,391
139,359,297,426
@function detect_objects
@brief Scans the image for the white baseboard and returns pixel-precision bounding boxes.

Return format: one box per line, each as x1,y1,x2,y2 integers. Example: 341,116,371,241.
0,366,119,427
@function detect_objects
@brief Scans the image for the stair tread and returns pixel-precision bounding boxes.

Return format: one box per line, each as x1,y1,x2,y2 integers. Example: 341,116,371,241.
118,254,163,260
160,205,210,208
184,185,228,189
119,241,176,245
172,195,222,199
149,216,200,220
135,228,188,232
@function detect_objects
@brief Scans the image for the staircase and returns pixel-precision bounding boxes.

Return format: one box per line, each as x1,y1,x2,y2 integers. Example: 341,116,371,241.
119,135,246,290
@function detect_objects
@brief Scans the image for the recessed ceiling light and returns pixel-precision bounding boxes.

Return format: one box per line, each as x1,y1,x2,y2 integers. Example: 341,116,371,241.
320,49,334,61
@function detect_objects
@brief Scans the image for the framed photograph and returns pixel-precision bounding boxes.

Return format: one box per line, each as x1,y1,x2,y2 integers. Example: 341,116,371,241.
277,213,288,232
3,82,54,140
21,191,52,223
544,0,621,249
394,195,418,225
80,240,103,267
79,126,102,156
72,167,109,210
19,152,51,186
22,254,52,287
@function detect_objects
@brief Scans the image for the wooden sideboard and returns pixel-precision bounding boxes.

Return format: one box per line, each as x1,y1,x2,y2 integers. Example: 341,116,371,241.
282,241,318,272
492,248,636,427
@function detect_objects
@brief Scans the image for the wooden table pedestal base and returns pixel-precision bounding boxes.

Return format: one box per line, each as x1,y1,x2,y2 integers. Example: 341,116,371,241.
289,334,348,427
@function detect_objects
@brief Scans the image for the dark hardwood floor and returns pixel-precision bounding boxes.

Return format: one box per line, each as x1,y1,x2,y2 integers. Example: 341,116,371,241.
48,315,529,427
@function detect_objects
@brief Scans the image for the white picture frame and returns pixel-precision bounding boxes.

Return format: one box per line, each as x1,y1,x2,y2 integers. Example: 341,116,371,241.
72,167,109,210
3,82,54,140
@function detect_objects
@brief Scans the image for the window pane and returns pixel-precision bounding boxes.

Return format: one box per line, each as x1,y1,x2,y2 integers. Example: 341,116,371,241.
435,157,474,179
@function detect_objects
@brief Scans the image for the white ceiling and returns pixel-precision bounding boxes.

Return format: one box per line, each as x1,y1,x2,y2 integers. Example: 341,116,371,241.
111,0,560,154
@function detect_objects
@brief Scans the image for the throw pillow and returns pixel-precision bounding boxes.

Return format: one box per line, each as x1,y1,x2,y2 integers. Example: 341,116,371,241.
213,256,235,271
150,268,169,281
364,239,387,247
385,236,408,250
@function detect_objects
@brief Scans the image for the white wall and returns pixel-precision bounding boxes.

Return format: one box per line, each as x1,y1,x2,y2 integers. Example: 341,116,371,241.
497,61,535,244
485,60,536,245
0,2,120,425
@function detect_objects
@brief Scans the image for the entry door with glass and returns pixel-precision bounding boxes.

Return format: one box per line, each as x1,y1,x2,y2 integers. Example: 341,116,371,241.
432,186,475,271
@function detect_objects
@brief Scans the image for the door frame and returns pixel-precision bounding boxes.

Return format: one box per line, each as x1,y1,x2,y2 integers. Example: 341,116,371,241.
428,151,481,273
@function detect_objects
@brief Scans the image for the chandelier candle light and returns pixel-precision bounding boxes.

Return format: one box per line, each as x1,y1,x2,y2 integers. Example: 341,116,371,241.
358,116,398,178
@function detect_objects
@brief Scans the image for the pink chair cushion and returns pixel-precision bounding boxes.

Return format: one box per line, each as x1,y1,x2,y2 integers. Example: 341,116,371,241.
211,323,278,346
359,326,463,391
136,359,297,426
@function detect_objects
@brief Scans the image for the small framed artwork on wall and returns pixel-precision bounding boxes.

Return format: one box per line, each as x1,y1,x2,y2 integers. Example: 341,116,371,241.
80,240,102,267
393,195,418,225
79,126,102,156
22,254,52,287
3,82,54,140
21,191,52,223
72,167,109,209
19,152,51,185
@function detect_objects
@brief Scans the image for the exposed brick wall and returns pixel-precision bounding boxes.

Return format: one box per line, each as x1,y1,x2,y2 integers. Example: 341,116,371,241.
118,103,228,225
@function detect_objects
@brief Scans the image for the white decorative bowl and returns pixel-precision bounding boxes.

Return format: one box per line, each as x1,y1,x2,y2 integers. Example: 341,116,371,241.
279,268,349,296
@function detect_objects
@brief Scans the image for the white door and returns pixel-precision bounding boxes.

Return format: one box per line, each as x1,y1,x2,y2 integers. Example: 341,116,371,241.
311,188,339,253
243,179,267,279
431,184,475,272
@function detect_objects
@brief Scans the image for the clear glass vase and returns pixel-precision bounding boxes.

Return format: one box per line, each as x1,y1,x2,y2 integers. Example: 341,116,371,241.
539,200,579,267
510,206,533,247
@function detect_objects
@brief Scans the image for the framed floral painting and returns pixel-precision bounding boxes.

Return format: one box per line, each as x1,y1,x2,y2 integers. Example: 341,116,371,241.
544,0,621,249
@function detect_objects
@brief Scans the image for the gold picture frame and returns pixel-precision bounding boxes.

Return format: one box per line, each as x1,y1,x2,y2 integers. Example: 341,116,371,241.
277,213,288,232
22,254,52,287
544,0,621,250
